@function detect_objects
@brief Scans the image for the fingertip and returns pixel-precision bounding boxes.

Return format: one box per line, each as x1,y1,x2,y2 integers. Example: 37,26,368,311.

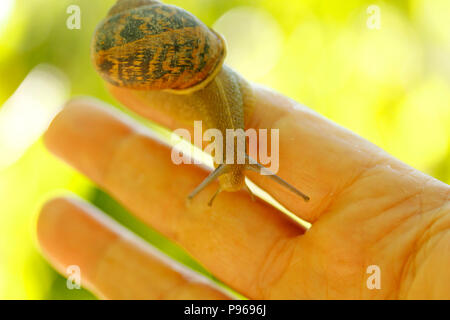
37,197,67,257
37,196,232,300
44,97,133,184
44,97,98,148
37,196,117,280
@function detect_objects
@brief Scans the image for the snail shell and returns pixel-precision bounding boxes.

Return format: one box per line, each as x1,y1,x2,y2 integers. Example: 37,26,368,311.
92,0,227,94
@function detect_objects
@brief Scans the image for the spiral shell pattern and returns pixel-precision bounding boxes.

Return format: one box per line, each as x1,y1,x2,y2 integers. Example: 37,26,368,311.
92,1,226,92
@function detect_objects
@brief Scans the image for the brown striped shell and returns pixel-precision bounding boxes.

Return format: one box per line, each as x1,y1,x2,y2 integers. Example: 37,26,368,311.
92,0,226,93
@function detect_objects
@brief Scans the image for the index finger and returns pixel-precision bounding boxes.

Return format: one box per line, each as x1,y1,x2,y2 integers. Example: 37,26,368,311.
108,82,390,222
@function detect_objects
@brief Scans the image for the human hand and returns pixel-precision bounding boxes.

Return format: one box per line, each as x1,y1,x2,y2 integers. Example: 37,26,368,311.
38,83,450,299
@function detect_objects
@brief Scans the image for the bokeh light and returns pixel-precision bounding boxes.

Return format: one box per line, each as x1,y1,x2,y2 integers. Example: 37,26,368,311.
0,64,69,169
0,0,14,32
213,7,283,81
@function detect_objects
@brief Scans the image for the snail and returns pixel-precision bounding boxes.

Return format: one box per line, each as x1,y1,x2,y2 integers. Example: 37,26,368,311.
92,0,309,205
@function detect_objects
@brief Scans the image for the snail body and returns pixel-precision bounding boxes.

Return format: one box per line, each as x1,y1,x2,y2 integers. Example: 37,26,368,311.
92,0,309,205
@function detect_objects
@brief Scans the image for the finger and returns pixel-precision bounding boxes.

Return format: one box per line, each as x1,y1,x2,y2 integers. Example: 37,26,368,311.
37,196,231,300
108,83,391,222
44,98,302,299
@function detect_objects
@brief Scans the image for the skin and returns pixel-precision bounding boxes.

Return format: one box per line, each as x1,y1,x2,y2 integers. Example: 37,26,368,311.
38,83,450,299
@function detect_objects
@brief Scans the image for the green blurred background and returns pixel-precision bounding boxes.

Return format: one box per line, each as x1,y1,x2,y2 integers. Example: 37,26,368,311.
0,0,449,299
